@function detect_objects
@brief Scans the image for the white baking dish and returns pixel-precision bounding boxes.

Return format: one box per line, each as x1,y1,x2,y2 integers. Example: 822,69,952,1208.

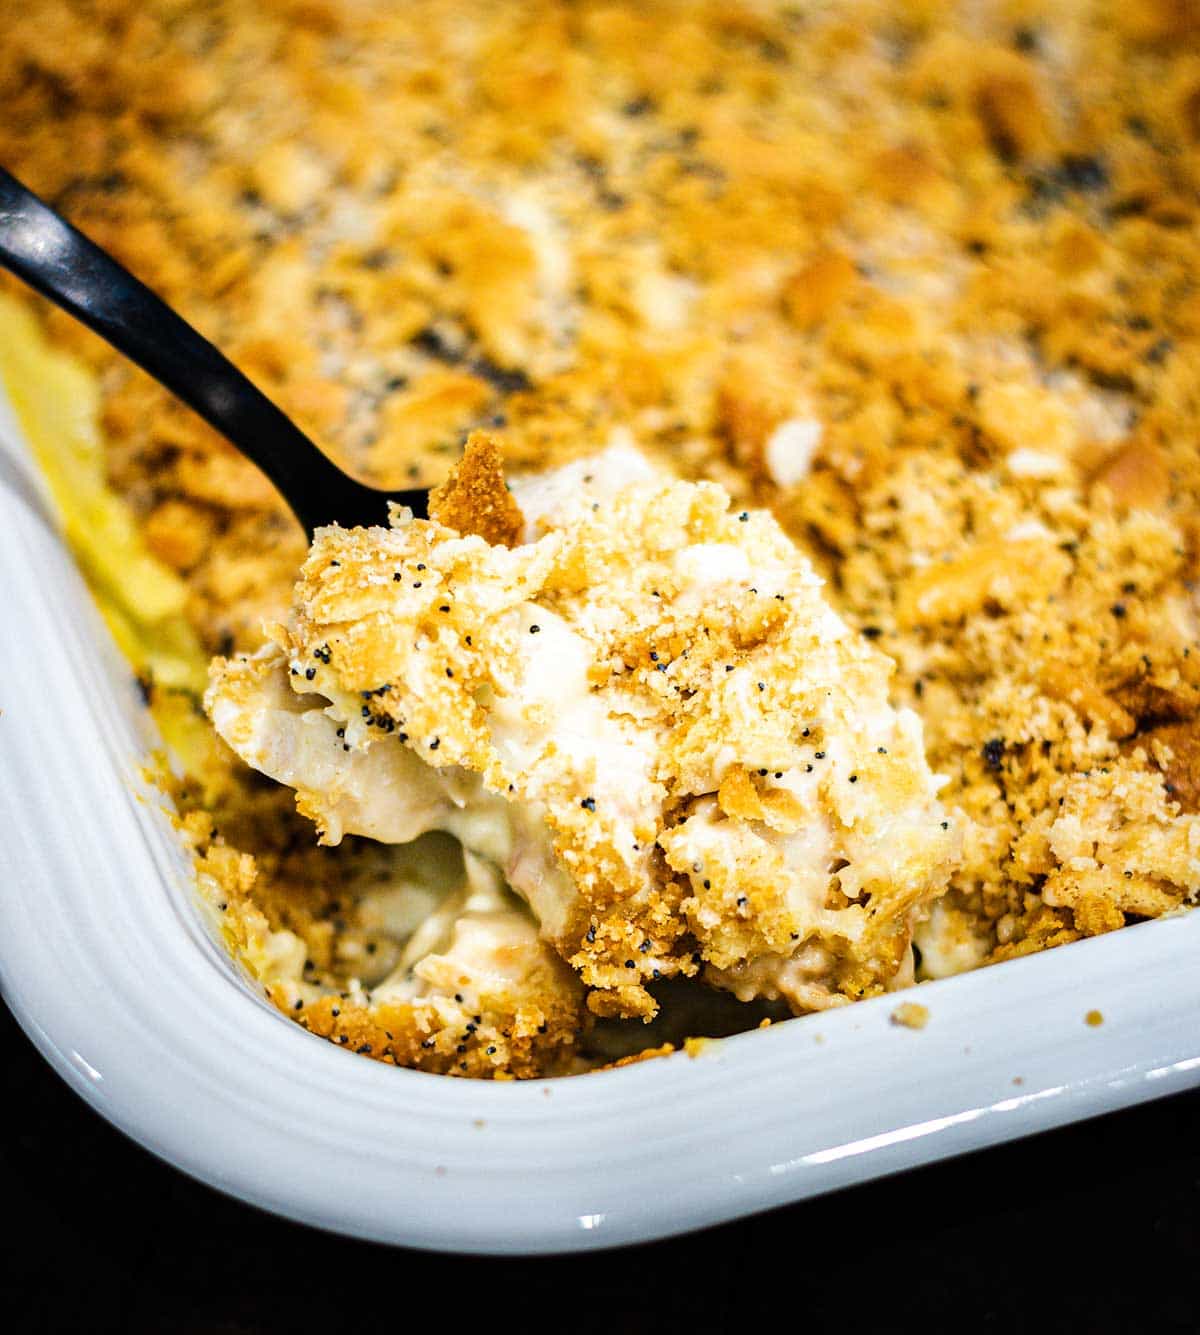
1,384,1198,1254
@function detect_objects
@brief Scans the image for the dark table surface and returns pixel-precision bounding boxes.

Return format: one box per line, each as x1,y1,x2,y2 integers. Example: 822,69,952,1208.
4,995,1196,1335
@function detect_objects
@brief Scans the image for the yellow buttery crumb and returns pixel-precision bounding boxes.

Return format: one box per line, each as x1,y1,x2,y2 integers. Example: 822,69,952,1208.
890,1001,930,1031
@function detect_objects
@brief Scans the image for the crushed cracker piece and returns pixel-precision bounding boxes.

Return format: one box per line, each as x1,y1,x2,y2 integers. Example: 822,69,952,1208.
428,431,525,548
890,1001,930,1030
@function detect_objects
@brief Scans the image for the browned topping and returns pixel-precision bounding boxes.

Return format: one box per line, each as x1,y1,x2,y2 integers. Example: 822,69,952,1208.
1125,719,1200,814
428,431,525,548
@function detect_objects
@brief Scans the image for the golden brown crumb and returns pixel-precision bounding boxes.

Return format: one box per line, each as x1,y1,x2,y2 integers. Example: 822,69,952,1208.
599,1043,677,1071
1085,1009,1104,1027
890,1001,930,1030
428,431,525,548
1126,719,1200,814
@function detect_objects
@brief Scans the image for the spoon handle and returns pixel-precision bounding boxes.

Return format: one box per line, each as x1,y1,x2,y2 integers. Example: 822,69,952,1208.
0,165,418,533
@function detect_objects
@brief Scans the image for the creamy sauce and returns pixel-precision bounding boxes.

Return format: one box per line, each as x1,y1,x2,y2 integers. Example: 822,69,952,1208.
510,440,658,539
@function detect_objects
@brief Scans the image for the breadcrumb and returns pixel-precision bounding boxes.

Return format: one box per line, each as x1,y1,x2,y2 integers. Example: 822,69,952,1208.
428,431,525,548
890,1001,930,1030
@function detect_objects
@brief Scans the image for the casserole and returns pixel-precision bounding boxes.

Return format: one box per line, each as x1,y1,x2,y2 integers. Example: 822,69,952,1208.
5,0,1200,1079
6,0,1200,1250
3,380,1199,1252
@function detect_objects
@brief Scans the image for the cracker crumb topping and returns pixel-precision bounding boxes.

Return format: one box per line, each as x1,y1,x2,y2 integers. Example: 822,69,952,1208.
428,431,525,548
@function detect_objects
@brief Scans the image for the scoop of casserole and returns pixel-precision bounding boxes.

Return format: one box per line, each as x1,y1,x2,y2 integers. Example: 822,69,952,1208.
207,439,959,1020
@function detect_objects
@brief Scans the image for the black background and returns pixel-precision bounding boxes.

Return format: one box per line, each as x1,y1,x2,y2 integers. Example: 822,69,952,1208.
5,997,1196,1334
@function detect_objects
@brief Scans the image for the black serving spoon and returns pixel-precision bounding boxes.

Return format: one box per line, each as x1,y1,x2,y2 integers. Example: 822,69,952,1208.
0,165,426,534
